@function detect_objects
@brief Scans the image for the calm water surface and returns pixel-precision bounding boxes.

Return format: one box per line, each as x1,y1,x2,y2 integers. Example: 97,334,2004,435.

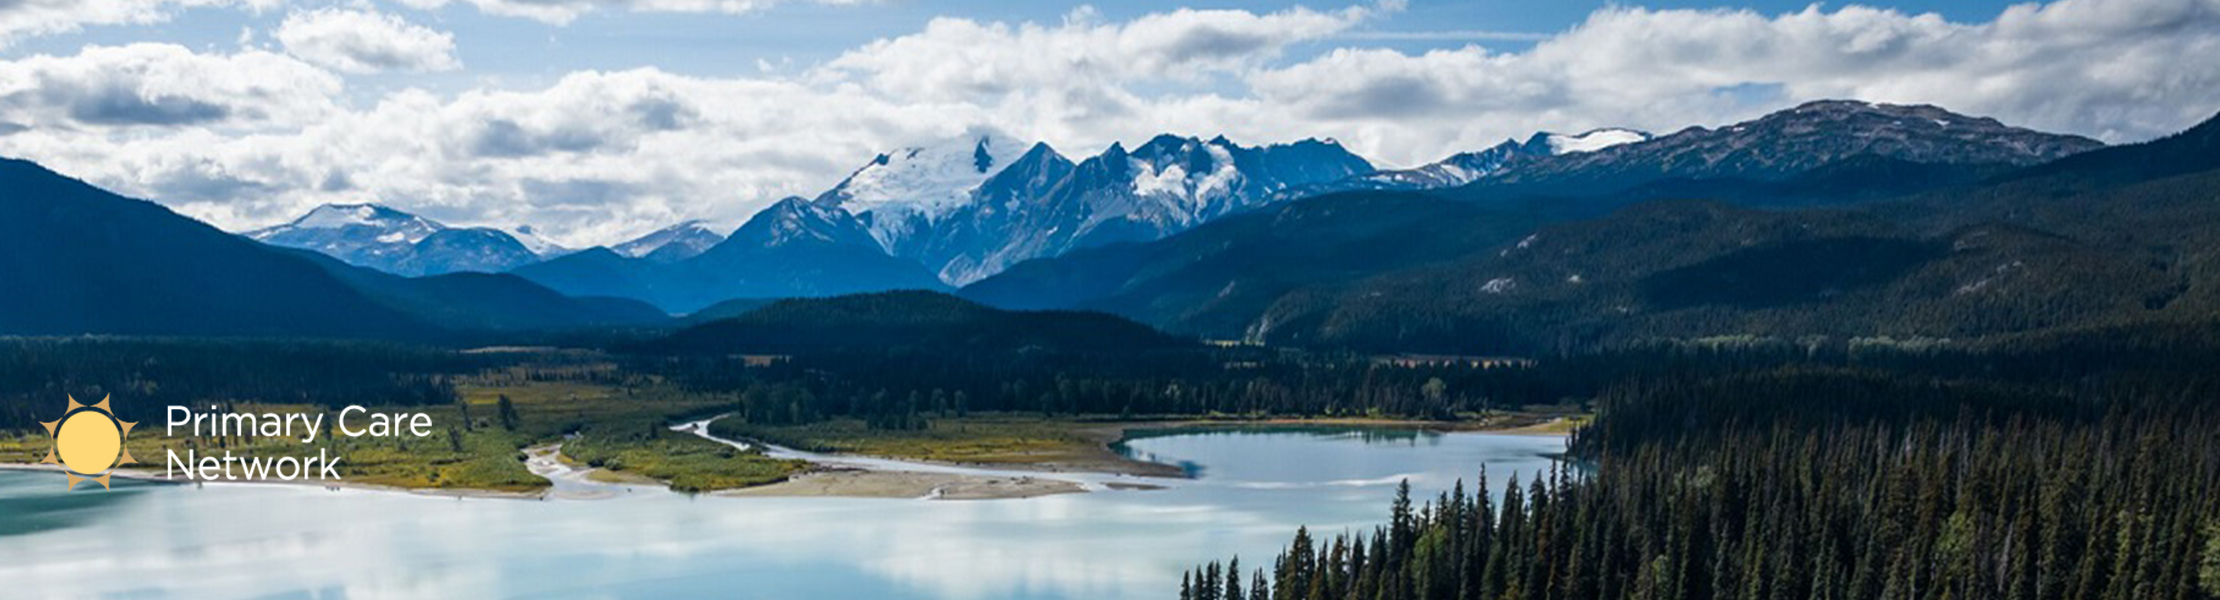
0,429,1562,599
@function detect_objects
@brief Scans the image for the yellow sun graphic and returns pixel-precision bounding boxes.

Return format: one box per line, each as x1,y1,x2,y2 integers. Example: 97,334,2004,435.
39,395,137,491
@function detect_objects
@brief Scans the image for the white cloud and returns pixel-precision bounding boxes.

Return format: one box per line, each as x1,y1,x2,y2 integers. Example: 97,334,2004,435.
1247,0,2220,163
821,5,1380,103
0,64,991,247
275,8,460,74
392,0,882,26
0,43,339,129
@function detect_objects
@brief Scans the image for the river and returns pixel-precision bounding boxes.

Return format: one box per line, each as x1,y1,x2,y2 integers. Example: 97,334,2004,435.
0,428,1563,599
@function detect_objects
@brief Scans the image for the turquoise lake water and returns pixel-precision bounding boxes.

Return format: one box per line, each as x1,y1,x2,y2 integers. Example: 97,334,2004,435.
0,429,1563,599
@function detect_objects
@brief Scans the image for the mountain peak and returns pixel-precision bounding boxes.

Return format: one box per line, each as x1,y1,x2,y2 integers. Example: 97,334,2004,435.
289,203,435,231
727,196,879,250
815,130,1033,222
254,202,443,246
612,218,727,262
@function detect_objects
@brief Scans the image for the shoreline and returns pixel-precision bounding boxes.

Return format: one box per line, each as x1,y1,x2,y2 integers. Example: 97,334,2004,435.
715,414,1578,482
0,416,1572,501
715,468,1097,500
0,462,547,500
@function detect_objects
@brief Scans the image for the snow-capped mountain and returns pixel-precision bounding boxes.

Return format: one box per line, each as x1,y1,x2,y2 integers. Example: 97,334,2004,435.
802,133,1375,285
1488,101,2102,188
719,126,1651,287
611,220,725,262
1275,129,1653,199
814,131,1031,250
731,197,882,249
248,204,548,276
1356,139,1540,190
248,204,440,269
961,134,1372,282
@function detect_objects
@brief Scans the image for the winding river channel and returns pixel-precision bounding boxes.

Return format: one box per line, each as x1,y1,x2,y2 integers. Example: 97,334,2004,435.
0,427,1563,599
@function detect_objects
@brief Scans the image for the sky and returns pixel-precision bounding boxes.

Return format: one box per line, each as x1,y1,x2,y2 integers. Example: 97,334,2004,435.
1,0,2216,248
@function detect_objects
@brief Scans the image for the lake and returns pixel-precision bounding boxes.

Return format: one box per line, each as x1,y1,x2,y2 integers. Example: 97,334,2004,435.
0,429,1564,599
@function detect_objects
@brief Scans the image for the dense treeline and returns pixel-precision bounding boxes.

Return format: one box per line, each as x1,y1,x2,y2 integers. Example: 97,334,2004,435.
644,348,1558,427
644,316,2220,430
1186,363,2220,600
11,314,2213,436
0,338,490,429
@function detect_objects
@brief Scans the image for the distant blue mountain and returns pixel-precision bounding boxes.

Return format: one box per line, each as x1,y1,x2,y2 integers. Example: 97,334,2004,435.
0,158,662,338
514,197,948,314
610,220,725,263
249,203,570,276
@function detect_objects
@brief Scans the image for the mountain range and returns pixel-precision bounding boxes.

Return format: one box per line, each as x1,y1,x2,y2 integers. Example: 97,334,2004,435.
967,103,2220,354
17,98,2210,353
797,132,1383,285
258,101,2104,318
504,131,1387,312
1299,128,1653,194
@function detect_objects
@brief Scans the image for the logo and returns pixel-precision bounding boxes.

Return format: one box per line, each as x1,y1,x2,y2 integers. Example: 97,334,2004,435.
39,395,138,490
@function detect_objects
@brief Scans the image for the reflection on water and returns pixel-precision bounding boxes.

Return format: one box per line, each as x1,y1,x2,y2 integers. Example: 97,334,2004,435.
0,474,155,536
1112,427,1443,478
0,430,1563,600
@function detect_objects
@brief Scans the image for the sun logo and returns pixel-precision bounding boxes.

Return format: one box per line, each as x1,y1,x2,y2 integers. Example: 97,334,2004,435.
39,395,138,490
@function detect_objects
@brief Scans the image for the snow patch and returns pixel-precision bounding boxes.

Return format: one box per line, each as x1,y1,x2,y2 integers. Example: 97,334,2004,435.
1481,277,1516,294
295,204,383,229
505,225,570,258
1130,158,1190,197
1194,143,1241,201
830,131,1029,222
1545,129,1650,154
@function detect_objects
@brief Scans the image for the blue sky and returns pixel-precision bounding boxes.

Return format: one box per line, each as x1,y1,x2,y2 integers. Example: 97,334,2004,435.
0,0,2214,246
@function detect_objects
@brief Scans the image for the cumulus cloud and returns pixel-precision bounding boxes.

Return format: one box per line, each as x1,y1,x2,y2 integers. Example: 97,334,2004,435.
0,43,340,129
1248,0,2220,161
275,8,460,74
822,5,1379,102
390,0,882,26
0,65,984,247
1,0,2216,250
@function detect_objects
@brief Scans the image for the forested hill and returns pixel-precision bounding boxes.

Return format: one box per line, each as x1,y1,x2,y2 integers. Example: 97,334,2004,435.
959,191,1537,336
638,291,1189,356
0,158,435,338
1242,111,2220,354
0,158,667,340
963,110,2218,356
